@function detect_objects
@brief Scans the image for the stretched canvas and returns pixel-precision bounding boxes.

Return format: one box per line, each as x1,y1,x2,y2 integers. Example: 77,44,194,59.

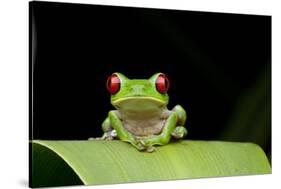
29,1,272,187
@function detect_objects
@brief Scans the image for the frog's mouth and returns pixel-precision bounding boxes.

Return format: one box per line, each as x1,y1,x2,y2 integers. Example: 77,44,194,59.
112,97,167,111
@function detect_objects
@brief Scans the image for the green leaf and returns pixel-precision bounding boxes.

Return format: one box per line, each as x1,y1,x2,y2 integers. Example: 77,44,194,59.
30,140,271,187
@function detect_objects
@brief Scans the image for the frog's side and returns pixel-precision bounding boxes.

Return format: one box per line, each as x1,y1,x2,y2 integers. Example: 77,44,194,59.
98,73,187,152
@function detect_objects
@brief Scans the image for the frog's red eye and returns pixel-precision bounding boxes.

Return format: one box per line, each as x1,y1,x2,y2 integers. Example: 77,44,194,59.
155,74,170,93
106,74,120,94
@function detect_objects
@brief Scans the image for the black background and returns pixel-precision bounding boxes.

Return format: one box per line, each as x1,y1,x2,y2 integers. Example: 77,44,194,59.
30,2,271,158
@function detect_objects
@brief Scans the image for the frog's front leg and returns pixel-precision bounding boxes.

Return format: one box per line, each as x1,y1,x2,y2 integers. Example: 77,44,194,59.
171,105,188,139
99,117,116,140
108,110,146,150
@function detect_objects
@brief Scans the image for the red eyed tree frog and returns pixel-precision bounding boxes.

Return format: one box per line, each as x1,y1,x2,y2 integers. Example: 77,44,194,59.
98,73,187,152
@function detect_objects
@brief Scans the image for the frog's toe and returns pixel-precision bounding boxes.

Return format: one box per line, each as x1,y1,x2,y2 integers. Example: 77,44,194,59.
146,145,155,153
105,136,114,140
171,126,187,139
92,137,105,140
104,130,117,140
110,130,117,137
134,140,147,151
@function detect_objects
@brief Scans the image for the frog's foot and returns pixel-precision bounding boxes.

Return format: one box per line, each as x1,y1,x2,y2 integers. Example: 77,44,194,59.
171,126,187,139
133,139,147,151
94,130,118,141
145,145,155,153
133,138,156,152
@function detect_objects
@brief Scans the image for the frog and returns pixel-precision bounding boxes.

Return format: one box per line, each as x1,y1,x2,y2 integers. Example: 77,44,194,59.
98,72,187,152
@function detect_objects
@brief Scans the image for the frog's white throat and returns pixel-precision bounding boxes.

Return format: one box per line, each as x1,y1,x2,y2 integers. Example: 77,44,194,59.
112,97,167,112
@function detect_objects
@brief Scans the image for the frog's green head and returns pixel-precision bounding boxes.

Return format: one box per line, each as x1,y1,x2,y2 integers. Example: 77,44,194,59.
106,72,170,111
